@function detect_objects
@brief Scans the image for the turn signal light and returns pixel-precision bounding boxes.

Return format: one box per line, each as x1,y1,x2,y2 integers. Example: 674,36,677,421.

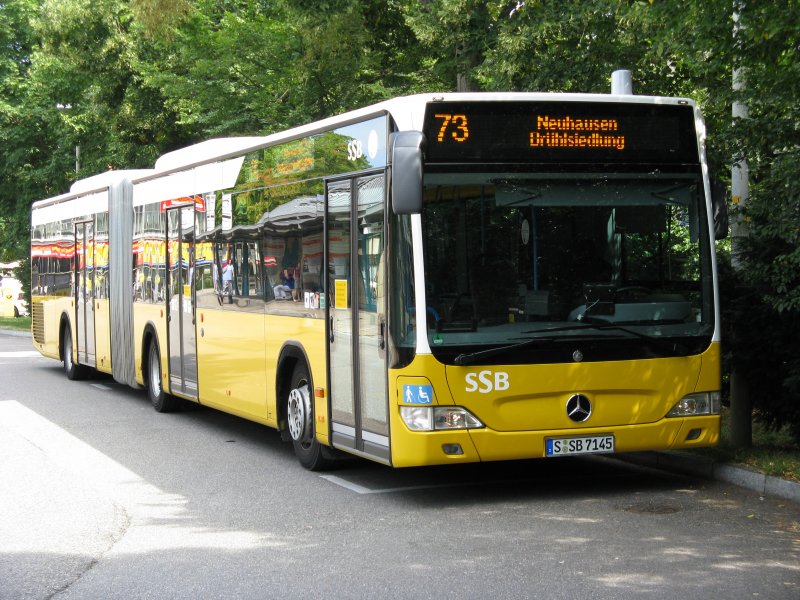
667,392,721,417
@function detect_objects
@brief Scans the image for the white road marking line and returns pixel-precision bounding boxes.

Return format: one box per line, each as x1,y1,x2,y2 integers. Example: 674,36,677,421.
319,474,507,495
319,475,376,494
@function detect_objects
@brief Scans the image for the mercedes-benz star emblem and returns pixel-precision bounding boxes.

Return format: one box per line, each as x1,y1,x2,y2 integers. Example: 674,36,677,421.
566,394,592,423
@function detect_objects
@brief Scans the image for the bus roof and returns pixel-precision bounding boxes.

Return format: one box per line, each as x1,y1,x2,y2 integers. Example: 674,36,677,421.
134,92,696,177
70,169,154,193
33,169,155,211
153,137,267,173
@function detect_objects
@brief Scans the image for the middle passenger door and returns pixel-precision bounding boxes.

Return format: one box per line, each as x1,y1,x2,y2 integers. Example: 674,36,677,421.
166,204,198,399
326,174,390,463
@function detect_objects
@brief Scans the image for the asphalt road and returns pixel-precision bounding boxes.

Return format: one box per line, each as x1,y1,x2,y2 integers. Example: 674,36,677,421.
1,332,798,599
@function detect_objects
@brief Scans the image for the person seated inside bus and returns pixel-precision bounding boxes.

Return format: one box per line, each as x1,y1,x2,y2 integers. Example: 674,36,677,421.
273,268,296,301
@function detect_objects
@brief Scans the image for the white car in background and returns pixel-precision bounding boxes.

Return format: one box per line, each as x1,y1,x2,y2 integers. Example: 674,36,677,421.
0,262,28,318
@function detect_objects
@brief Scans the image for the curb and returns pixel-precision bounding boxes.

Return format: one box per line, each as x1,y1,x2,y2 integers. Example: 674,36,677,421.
618,451,800,505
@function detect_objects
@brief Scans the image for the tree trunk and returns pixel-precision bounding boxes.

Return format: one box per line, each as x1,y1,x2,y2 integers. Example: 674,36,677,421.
729,369,752,448
728,9,752,449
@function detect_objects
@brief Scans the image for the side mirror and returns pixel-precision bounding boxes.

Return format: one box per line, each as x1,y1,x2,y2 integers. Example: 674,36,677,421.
711,179,729,240
390,131,426,215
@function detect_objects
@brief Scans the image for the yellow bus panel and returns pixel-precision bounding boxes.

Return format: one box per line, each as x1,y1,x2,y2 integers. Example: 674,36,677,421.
196,308,267,421
31,297,73,361
94,298,112,374
389,343,720,467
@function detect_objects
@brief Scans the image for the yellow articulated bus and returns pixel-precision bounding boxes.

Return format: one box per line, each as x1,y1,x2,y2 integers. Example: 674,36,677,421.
31,88,727,470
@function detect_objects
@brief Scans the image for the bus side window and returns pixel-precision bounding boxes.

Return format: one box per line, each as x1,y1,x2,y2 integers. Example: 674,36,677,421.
215,242,233,301
234,241,262,298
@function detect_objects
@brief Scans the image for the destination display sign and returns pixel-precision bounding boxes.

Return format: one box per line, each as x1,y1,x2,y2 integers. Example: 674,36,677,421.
423,101,699,164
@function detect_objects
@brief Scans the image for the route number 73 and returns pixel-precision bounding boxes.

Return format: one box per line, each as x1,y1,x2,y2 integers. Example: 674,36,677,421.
434,113,470,143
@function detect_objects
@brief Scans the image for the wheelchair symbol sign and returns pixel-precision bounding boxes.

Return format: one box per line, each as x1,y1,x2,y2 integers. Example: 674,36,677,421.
404,384,433,405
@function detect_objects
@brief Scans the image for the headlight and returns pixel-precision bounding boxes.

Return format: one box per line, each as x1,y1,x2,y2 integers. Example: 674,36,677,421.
667,392,721,417
400,406,433,431
400,406,484,431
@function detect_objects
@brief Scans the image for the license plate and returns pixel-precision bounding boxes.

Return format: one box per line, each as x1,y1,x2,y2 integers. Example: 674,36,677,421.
545,434,615,457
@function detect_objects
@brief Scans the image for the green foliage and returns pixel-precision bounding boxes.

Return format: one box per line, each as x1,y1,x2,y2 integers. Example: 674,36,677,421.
403,0,516,91
0,316,31,330
729,2,800,316
720,1,800,439
702,406,799,481
130,0,191,39
481,0,645,93
0,0,196,260
720,257,800,441
137,2,303,136
0,0,50,260
132,0,424,138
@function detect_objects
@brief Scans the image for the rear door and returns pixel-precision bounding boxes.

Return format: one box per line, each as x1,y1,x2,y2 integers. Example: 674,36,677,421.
74,220,96,367
166,205,198,399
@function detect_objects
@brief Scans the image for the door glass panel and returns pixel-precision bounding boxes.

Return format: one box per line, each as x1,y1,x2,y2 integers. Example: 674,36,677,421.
167,209,182,387
357,175,387,435
75,221,95,366
167,206,197,397
84,220,95,364
75,223,86,361
181,206,197,391
328,180,354,427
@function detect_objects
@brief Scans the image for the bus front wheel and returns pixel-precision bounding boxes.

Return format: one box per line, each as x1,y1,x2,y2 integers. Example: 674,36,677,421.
287,364,333,471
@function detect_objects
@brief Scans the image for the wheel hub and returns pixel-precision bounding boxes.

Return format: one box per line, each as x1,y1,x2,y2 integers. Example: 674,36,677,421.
287,385,312,443
149,350,161,396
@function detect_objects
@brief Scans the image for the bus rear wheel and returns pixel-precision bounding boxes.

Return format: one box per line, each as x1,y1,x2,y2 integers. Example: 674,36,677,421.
146,339,180,412
61,325,87,381
287,364,333,471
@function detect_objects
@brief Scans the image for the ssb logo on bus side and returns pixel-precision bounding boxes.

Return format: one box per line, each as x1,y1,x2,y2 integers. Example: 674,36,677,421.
465,370,510,394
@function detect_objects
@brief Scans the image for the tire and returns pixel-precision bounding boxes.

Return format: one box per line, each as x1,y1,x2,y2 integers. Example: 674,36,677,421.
62,325,87,381
286,363,334,471
146,339,180,412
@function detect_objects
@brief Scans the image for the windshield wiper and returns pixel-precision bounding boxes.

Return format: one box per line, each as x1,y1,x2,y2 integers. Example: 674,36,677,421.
453,336,562,366
529,317,691,357
453,320,689,366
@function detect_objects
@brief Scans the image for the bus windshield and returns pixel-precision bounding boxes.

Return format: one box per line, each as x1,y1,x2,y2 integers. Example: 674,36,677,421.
421,170,714,364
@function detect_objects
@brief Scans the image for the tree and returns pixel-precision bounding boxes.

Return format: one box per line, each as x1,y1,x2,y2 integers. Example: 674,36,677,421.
0,0,195,257
288,0,424,116
136,1,303,137
137,0,426,139
723,0,800,440
403,0,520,91
0,0,41,260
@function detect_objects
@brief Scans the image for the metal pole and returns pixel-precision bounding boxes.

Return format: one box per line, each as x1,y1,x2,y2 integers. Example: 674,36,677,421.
729,4,752,448
611,70,633,95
